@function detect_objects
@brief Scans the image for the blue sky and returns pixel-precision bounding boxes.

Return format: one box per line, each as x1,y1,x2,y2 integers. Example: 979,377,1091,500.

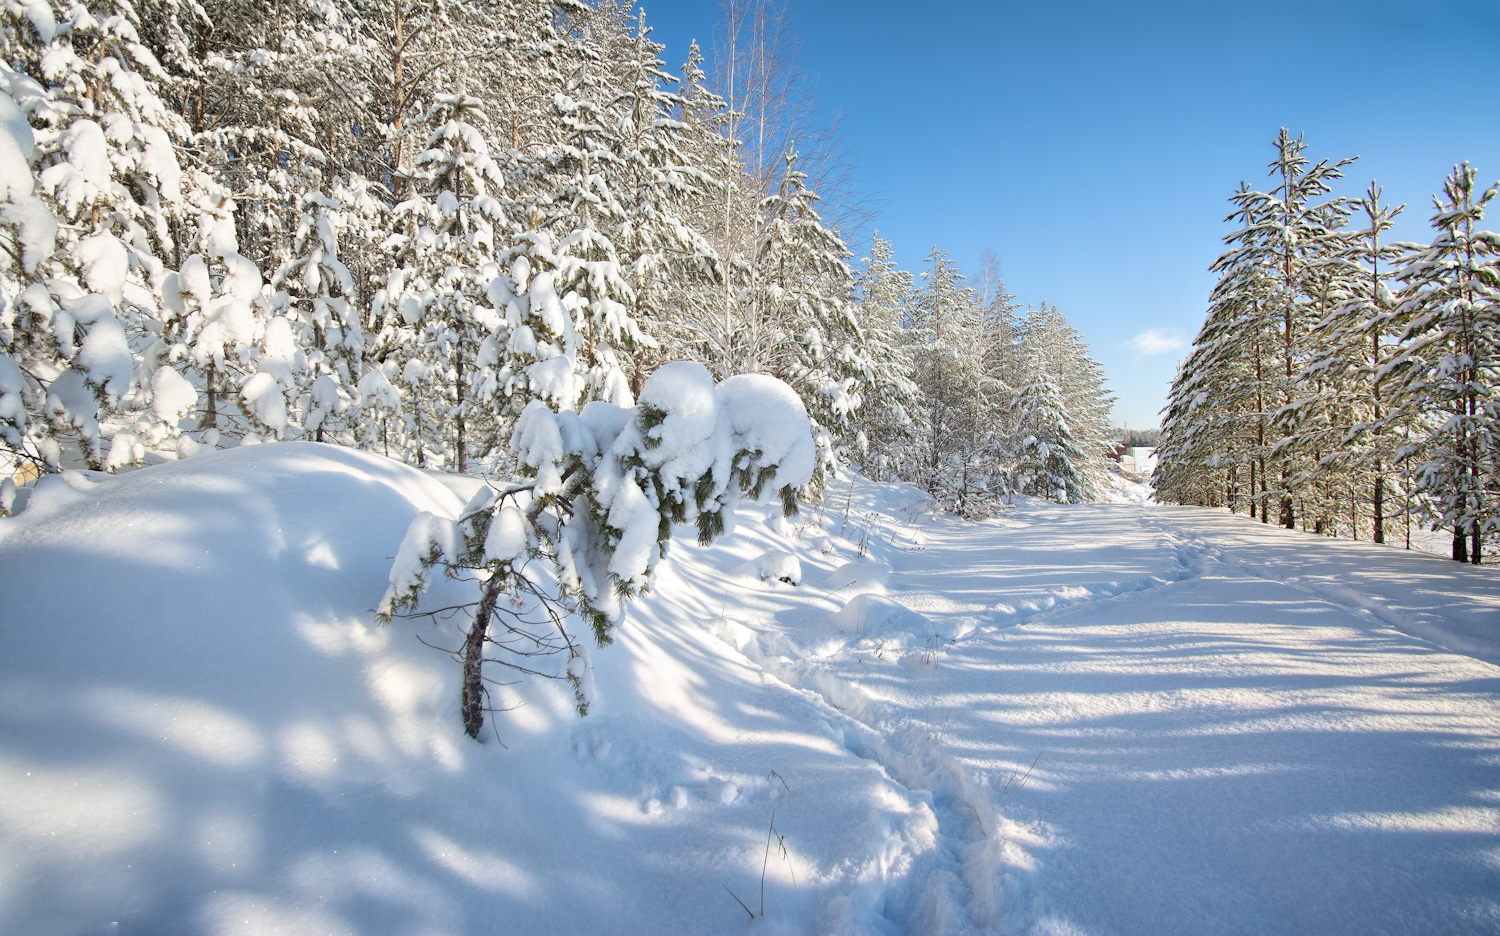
636,0,1500,429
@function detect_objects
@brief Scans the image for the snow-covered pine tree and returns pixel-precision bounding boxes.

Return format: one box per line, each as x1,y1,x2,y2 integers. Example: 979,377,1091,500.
183,0,357,275
270,190,363,442
1274,228,1361,535
1387,163,1500,563
1158,183,1281,514
1302,183,1415,541
907,247,1000,516
1201,134,1354,527
608,11,723,395
486,228,585,443
0,59,68,477
538,12,650,410
658,40,741,375
1155,338,1231,508
157,174,283,443
1,3,190,473
1345,186,1418,543
370,93,509,471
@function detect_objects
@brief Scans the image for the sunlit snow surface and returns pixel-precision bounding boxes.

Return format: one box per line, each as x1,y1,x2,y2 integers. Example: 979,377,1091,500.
2,444,1498,935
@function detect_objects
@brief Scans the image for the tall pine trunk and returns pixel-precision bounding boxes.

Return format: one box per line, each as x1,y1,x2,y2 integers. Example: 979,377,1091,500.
1373,472,1385,544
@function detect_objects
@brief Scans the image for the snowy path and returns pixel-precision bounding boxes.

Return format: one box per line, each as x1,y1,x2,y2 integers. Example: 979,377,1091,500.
836,501,1500,935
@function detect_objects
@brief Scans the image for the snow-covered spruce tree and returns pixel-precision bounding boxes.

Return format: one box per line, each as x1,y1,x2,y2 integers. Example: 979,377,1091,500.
376,360,815,739
1011,368,1088,504
369,93,509,471
1014,304,1114,502
1387,163,1500,564
850,232,919,481
978,271,1023,428
751,149,867,477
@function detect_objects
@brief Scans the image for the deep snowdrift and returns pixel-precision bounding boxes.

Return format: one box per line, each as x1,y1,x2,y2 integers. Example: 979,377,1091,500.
0,443,936,936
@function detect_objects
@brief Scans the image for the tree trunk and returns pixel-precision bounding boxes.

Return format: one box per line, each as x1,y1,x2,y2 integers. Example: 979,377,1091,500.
1372,472,1385,544
455,350,466,473
462,575,504,739
201,361,218,430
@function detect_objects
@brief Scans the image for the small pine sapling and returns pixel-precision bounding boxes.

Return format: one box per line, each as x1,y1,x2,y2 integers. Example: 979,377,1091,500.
377,361,815,738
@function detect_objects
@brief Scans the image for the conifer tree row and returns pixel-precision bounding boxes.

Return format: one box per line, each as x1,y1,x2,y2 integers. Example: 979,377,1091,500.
1157,130,1499,564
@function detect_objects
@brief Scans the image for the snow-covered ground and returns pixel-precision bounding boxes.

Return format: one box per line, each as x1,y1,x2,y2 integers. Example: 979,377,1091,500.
2,447,1498,935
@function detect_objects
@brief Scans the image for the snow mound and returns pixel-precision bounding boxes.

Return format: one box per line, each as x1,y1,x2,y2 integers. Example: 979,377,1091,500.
821,558,891,597
736,548,801,584
833,592,967,642
0,445,939,936
0,443,476,934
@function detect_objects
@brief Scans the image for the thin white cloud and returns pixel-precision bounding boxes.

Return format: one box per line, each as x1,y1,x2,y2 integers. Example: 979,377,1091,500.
1126,328,1187,358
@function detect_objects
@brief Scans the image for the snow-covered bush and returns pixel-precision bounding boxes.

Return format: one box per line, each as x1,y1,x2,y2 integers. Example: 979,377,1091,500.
377,361,814,738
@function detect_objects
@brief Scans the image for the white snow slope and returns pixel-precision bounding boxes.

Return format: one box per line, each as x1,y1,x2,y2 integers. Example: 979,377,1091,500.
2,444,1498,935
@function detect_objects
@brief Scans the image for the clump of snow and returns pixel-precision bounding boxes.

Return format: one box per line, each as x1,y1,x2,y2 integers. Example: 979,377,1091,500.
75,315,132,403
0,85,34,159
77,232,128,303
739,548,801,585
356,367,400,411
483,505,528,562
42,118,111,214
0,352,29,441
104,430,144,471
716,373,816,495
238,371,287,434
0,88,55,272
43,369,99,440
636,360,719,462
378,509,458,619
